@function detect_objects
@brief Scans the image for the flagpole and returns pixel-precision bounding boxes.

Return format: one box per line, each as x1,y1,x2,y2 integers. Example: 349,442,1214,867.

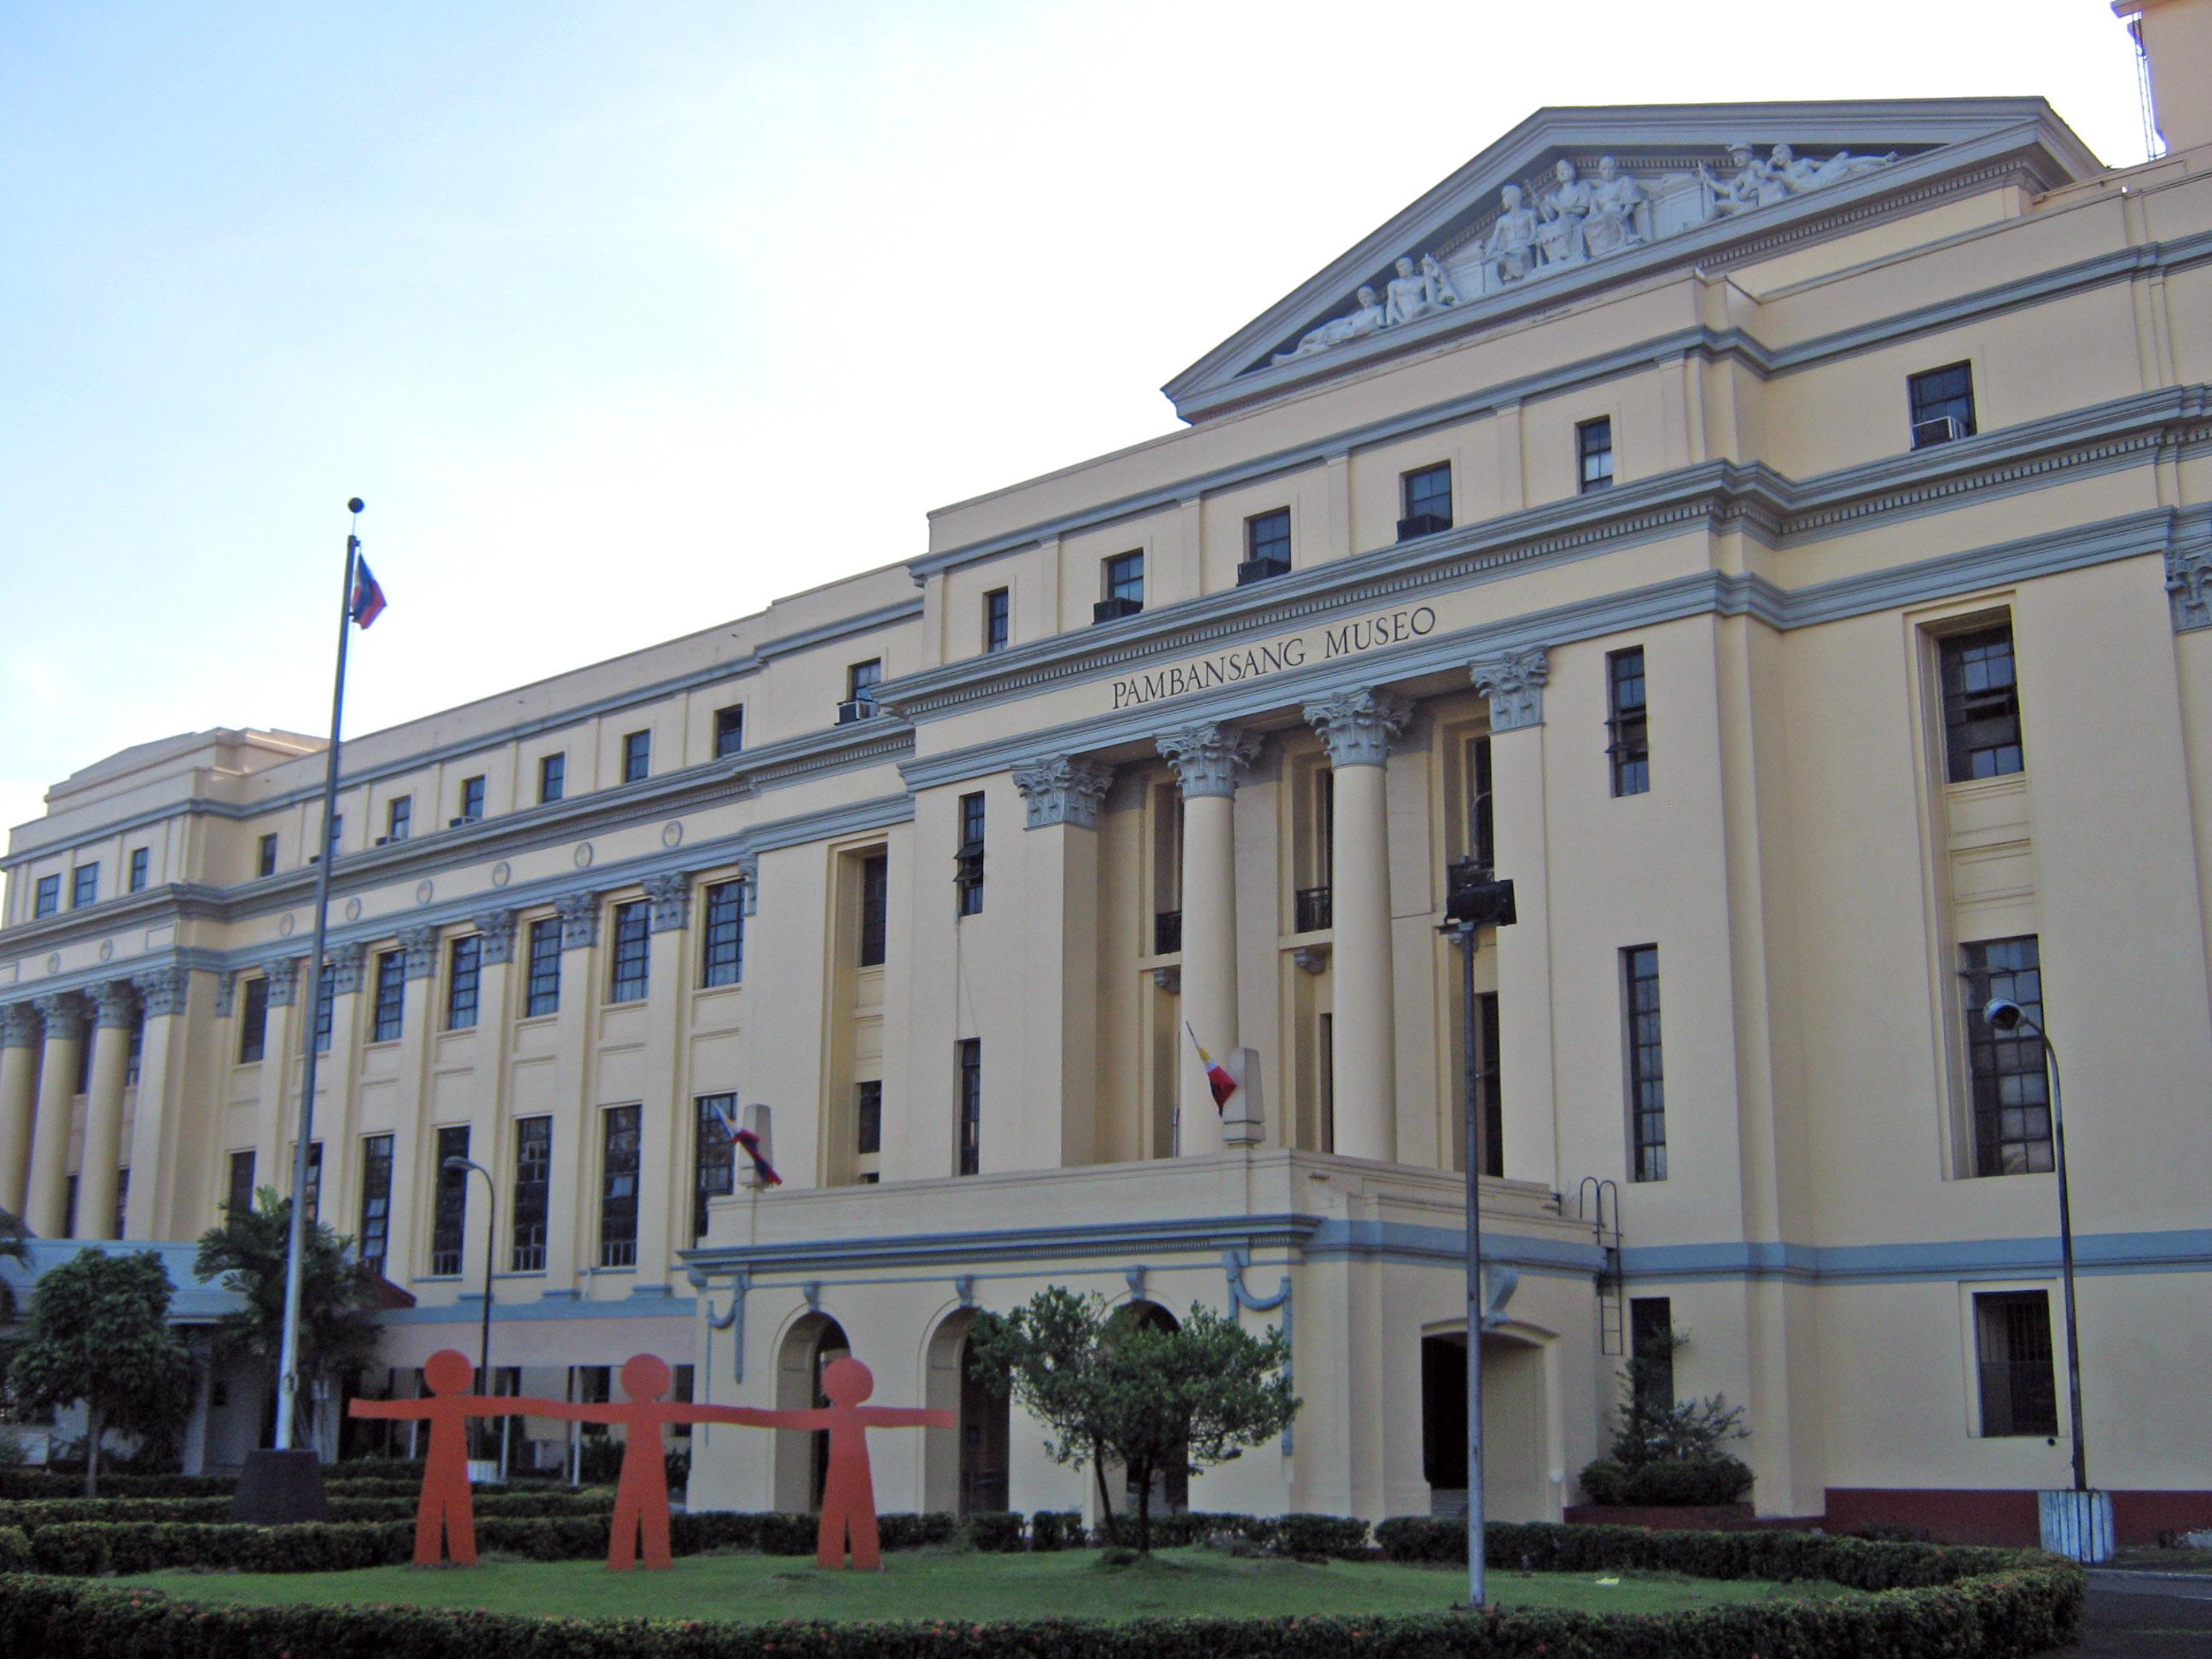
271,497,365,1454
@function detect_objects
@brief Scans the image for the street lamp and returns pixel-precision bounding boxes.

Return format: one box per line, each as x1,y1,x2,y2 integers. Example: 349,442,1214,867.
442,1155,497,1459
1437,859,1516,1610
1982,999,2088,1498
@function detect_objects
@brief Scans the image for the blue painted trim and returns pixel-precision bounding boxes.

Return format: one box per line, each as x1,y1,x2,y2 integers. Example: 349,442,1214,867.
1621,1229,2212,1285
376,1294,698,1326
682,1213,1325,1277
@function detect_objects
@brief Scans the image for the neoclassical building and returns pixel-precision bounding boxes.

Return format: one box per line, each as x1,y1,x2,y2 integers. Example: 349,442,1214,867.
5,24,2211,1540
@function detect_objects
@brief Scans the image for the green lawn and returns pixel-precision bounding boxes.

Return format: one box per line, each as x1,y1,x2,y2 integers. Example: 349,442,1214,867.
114,1545,1871,1624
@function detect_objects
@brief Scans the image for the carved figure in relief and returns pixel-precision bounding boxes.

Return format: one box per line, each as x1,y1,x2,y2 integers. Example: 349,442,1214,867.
1272,284,1388,363
1385,255,1437,325
1698,141,1781,218
1420,253,1461,309
1585,155,1651,256
1770,141,1898,194
1534,158,1593,267
1484,183,1540,284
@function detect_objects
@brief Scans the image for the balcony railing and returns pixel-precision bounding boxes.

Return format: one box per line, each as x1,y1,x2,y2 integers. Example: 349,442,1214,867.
1295,885,1332,933
1153,911,1182,955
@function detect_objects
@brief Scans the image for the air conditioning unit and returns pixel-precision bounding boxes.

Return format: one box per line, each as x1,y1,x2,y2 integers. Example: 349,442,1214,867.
835,699,878,725
1091,596,1144,624
1395,512,1452,541
1911,416,1966,449
1236,556,1291,586
449,817,466,829
374,835,390,847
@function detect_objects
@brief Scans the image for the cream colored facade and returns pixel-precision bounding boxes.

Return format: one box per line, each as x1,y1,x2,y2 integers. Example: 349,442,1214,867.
5,69,2212,1540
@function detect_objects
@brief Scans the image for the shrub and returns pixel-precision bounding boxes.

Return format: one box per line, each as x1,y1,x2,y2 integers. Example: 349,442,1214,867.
878,1513,958,1551
1029,1510,1084,1551
1274,1513,1370,1558
963,1511,1024,1552
0,1528,27,1573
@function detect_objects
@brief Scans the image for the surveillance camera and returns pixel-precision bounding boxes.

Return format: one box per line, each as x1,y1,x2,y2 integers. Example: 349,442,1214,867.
1983,998,2026,1032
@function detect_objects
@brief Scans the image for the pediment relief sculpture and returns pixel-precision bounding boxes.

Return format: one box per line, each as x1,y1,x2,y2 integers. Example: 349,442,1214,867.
1270,140,1902,367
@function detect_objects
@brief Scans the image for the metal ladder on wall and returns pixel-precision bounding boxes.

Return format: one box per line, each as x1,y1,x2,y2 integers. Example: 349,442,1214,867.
1575,1177,1624,1356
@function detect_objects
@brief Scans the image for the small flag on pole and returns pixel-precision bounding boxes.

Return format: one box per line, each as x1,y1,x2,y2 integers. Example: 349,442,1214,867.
713,1097,782,1186
349,553,387,628
1185,1022,1239,1112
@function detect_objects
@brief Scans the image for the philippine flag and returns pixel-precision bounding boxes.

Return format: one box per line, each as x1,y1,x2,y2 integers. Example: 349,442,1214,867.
349,556,387,628
714,1097,783,1186
1185,1024,1239,1112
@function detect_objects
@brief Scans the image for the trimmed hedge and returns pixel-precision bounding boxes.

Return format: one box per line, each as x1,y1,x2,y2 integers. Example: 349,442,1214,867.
0,1492,617,1528
1029,1510,1084,1551
964,1511,1025,1552
0,1548,2086,1659
1580,1454,1755,1506
0,1472,235,1501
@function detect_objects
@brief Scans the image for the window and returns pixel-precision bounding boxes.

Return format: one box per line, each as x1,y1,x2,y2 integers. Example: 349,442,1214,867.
957,1039,982,1176
459,775,486,824
847,660,882,710
1974,1290,2058,1435
65,1175,78,1237
524,918,561,1016
538,754,566,804
372,950,405,1042
237,976,270,1064
701,881,745,987
387,795,412,842
512,1115,551,1272
446,934,482,1031
1939,624,2023,783
1963,936,2050,1176
258,834,279,877
1628,1297,1674,1412
955,792,986,917
358,1134,393,1274
321,815,341,861
33,876,59,917
1242,508,1292,580
1578,416,1615,492
1103,551,1144,609
125,1016,143,1085
1607,648,1650,796
859,852,889,967
75,1025,92,1094
1469,735,1494,873
622,730,651,783
300,1139,323,1222
1909,361,1976,448
983,588,1010,654
856,1080,882,1156
128,848,149,893
693,1094,736,1242
227,1150,256,1218
1624,945,1667,1181
600,1105,641,1267
713,706,745,758
1401,463,1452,533
430,1126,469,1275
113,1167,129,1239
1476,991,1503,1179
608,900,650,1003
312,961,335,1053
70,865,97,909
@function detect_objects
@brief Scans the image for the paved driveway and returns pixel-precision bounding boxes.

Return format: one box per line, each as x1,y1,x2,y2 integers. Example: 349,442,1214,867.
2063,1573,2212,1656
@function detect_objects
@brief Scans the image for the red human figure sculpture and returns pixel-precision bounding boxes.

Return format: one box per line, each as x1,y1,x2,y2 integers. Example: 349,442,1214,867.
346,1348,562,1565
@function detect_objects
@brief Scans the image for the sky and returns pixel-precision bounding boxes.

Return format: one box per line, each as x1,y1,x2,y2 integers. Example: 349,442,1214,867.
0,1,2157,839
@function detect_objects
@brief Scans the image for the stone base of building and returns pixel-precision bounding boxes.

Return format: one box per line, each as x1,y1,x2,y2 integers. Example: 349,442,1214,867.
1824,1488,2212,1547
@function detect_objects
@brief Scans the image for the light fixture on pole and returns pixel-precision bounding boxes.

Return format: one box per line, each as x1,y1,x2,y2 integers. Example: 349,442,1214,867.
1437,857,1516,1610
443,1155,498,1459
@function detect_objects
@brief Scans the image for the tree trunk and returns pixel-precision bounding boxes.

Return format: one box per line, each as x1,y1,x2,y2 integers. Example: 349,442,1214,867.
1090,1436,1115,1541
1132,1458,1152,1556
84,1403,102,1499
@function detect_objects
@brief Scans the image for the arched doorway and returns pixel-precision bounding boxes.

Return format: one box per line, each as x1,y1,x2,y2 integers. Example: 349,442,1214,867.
772,1313,847,1513
1420,1328,1549,1522
923,1309,1010,1516
1114,1301,1187,1518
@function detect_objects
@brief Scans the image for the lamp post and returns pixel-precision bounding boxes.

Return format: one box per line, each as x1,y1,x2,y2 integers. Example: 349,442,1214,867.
443,1155,497,1458
1981,1000,2087,1496
1437,859,1516,1610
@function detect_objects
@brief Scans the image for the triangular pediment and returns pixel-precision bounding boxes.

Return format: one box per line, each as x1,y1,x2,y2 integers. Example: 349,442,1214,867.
1164,100,2103,423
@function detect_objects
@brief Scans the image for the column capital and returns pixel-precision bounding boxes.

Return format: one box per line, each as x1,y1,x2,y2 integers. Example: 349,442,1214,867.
2170,538,2211,632
1470,646,1551,731
328,941,368,995
474,910,520,965
32,992,84,1041
1,1003,40,1047
215,972,238,1018
90,980,138,1029
556,890,600,950
1157,723,1262,800
643,872,692,933
1012,755,1114,830
265,956,303,1007
397,927,439,981
131,967,191,1019
1303,689,1412,768
733,854,760,917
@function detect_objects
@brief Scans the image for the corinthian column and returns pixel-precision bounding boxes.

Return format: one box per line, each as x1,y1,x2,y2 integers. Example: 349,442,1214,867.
0,1004,39,1215
1305,689,1412,1161
1157,722,1261,1156
24,993,84,1236
76,981,137,1240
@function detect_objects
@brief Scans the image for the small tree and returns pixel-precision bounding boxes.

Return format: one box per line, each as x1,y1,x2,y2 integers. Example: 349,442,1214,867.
1579,1325,1753,1507
8,1249,196,1495
0,1205,27,1323
195,1187,383,1448
969,1289,1299,1554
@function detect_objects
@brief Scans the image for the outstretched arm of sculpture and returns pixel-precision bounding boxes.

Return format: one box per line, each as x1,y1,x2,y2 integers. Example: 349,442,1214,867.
533,1400,628,1426
856,1407,956,1429
668,1403,788,1428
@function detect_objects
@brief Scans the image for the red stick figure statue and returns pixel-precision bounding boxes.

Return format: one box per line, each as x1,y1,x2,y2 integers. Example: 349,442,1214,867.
346,1348,558,1565
745,1356,952,1570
